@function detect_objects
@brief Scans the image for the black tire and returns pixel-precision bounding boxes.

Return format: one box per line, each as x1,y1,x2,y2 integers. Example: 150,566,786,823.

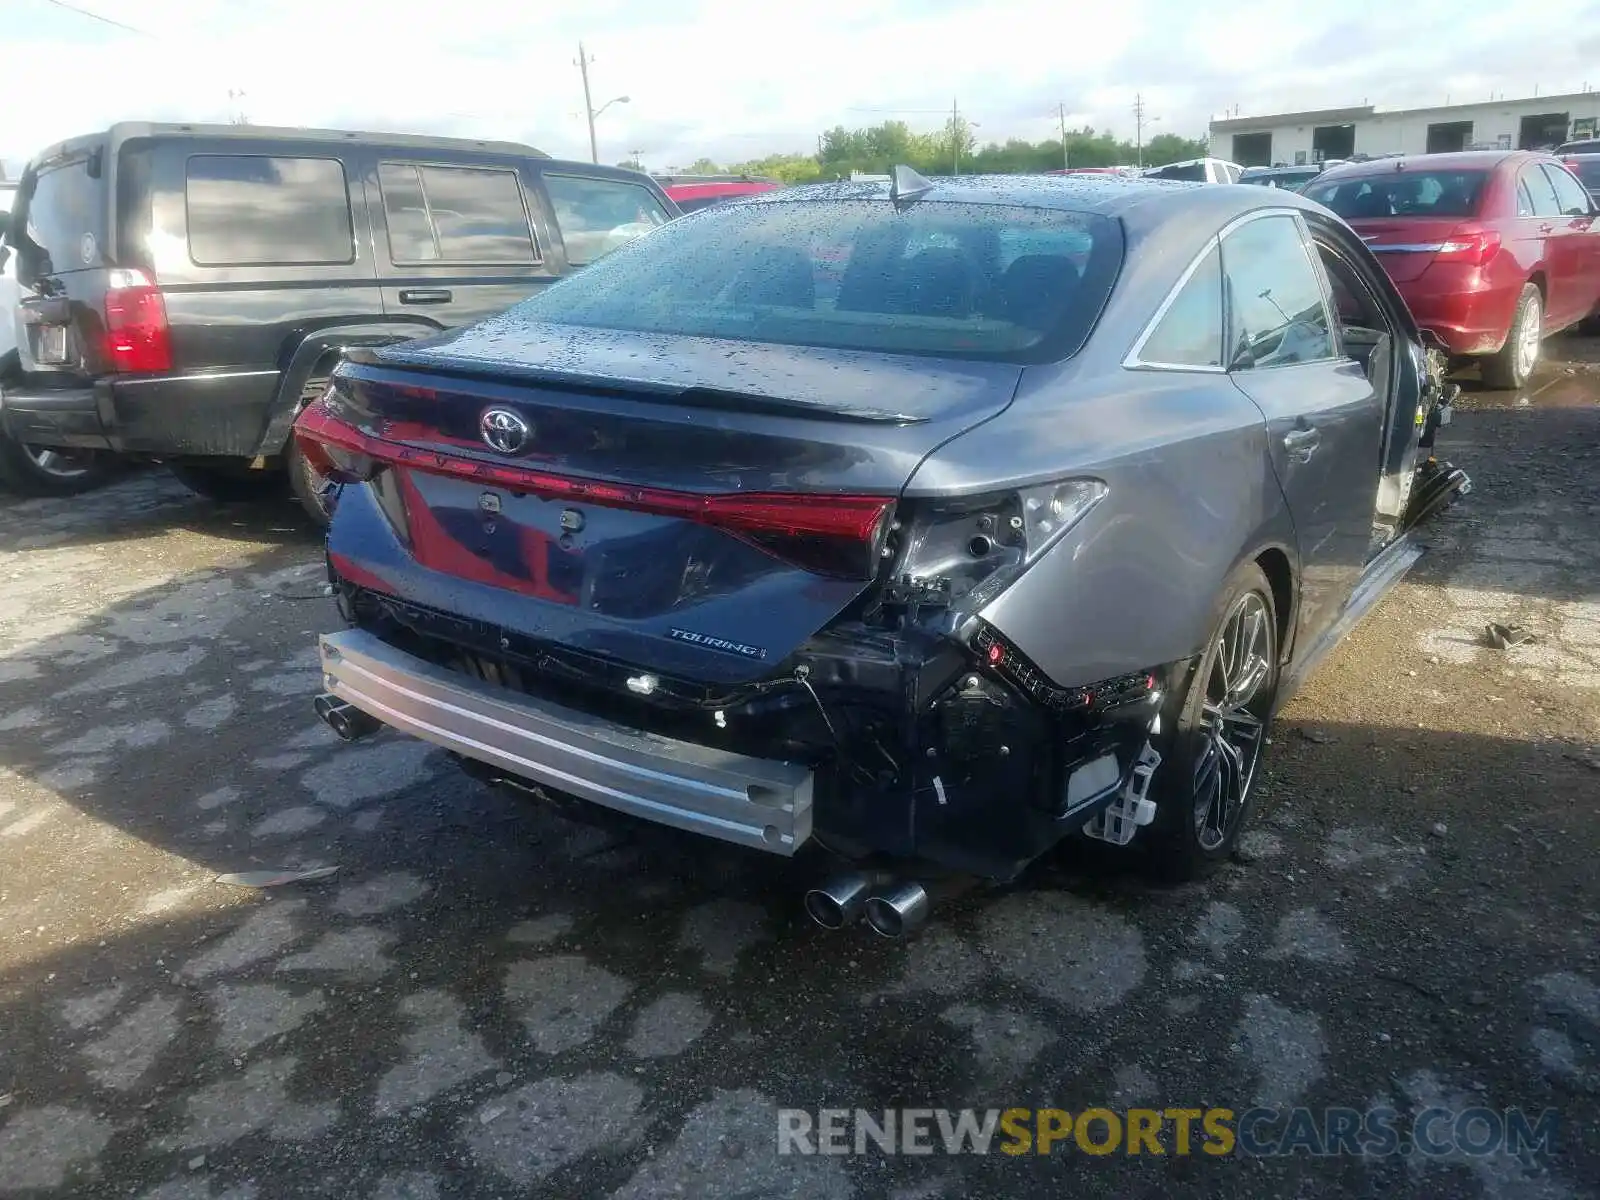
286,437,334,528
168,461,284,503
1144,561,1280,880
1480,283,1541,391
0,430,116,497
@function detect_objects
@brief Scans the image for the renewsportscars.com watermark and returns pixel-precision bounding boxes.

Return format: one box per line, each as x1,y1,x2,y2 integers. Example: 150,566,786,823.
777,1106,1560,1158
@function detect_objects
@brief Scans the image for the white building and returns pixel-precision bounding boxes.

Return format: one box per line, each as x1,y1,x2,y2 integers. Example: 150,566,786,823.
1209,91,1600,167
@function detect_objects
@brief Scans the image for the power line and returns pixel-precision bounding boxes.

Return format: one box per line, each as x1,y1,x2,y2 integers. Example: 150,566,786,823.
38,0,151,36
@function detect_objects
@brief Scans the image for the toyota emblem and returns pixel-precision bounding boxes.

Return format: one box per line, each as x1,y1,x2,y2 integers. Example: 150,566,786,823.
479,408,531,454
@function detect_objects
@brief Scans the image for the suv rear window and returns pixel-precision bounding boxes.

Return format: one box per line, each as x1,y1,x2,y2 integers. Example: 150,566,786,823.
513,198,1123,364
20,154,108,275
186,155,353,266
378,163,537,265
1304,170,1488,219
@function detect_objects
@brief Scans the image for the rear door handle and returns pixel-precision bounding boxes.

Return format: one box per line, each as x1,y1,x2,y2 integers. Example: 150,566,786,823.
1283,427,1321,462
1538,223,1555,235
398,288,453,305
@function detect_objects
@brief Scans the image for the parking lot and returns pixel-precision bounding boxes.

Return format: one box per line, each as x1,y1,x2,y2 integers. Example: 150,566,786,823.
1,341,1598,1199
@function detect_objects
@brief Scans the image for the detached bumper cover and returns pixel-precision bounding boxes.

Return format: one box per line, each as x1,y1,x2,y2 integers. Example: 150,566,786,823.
318,628,815,855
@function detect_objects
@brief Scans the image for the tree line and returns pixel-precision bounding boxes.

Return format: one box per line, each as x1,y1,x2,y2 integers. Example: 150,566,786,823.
645,119,1209,182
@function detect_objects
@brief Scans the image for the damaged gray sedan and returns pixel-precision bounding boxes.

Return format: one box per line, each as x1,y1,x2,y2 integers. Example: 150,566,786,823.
297,168,1468,936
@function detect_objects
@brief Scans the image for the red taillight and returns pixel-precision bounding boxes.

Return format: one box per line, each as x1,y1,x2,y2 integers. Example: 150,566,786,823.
102,270,172,373
293,402,383,485
1432,227,1501,267
291,401,894,577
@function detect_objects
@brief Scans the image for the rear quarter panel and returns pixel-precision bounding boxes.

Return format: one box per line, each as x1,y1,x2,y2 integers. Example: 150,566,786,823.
908,360,1293,689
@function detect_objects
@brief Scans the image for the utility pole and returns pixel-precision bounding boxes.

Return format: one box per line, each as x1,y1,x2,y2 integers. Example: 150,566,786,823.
952,97,960,176
1133,92,1146,168
576,42,598,164
1059,102,1069,169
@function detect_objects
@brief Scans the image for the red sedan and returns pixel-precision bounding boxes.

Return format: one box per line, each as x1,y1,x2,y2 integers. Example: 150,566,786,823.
1305,151,1600,388
654,175,780,214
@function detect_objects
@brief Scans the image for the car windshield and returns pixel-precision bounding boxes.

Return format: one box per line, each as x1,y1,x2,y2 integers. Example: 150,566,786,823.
509,197,1123,363
1304,170,1489,218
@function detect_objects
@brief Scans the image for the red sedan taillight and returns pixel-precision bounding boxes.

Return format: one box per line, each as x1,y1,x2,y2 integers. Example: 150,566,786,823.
1432,227,1502,267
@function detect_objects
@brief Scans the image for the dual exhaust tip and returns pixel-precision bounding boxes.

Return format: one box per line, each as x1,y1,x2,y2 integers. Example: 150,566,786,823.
313,693,381,742
804,874,930,939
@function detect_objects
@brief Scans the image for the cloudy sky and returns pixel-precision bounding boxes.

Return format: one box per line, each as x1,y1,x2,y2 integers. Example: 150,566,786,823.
5,0,1599,173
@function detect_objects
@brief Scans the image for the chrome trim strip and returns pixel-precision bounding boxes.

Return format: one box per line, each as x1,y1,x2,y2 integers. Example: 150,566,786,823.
1368,243,1451,253
318,629,814,855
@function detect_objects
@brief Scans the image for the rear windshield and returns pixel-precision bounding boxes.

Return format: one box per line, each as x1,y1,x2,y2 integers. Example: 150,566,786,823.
1304,170,1489,219
1148,163,1207,181
1242,170,1318,190
509,198,1123,363
1569,158,1600,190
17,152,108,277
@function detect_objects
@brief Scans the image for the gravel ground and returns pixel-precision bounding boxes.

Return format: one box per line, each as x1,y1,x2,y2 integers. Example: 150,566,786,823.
0,340,1597,1199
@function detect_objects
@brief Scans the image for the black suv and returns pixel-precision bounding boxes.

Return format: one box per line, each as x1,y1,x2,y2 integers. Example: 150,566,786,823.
0,122,678,518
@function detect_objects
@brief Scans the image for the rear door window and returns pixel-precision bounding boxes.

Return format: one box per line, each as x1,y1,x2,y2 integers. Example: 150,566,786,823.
186,155,354,265
1520,167,1562,217
542,174,671,265
20,153,108,275
378,163,538,265
1221,214,1335,369
1542,164,1594,215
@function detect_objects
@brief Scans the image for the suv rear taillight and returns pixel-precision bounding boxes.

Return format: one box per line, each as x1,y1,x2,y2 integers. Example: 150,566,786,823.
103,269,172,373
1432,227,1501,267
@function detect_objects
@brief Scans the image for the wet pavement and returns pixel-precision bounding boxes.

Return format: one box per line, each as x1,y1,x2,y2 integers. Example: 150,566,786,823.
1,339,1598,1199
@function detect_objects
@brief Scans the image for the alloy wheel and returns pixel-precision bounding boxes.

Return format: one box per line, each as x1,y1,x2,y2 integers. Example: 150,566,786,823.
1515,294,1541,382
24,445,94,480
1192,591,1273,850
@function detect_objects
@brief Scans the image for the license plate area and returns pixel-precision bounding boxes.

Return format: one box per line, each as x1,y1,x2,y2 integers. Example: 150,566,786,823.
31,325,69,365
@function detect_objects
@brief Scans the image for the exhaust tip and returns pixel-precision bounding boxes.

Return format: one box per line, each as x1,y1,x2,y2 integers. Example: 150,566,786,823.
863,882,930,939
803,874,872,930
313,692,380,742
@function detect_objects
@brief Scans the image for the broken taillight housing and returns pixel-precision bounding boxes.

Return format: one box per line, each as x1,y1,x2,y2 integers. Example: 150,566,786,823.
890,478,1107,609
290,398,894,578
972,621,1158,714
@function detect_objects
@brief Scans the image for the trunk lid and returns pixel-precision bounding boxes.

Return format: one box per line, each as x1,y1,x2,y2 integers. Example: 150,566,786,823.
1347,217,1468,282
319,322,1022,684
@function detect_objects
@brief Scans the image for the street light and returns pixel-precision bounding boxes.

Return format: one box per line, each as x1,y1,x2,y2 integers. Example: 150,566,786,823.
576,42,630,164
